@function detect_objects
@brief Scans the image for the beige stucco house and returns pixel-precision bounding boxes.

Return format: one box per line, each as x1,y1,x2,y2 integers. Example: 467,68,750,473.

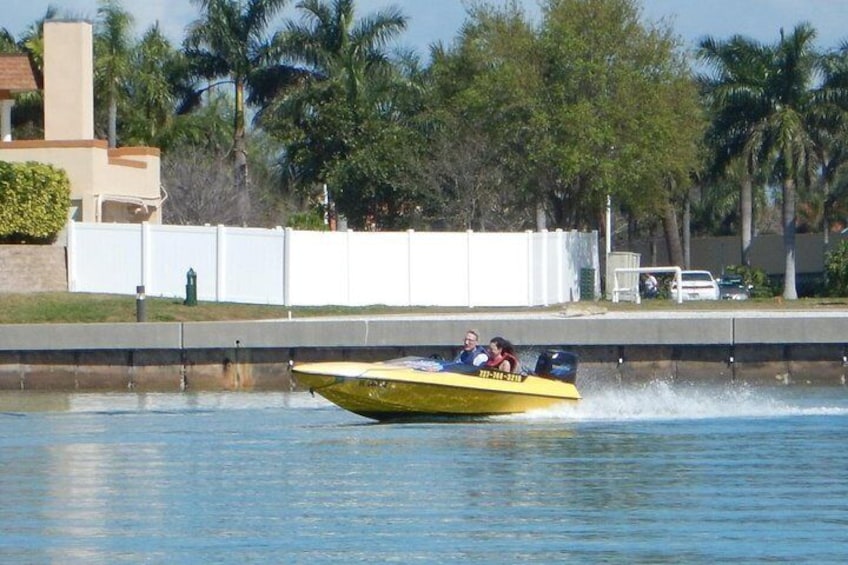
0,20,163,223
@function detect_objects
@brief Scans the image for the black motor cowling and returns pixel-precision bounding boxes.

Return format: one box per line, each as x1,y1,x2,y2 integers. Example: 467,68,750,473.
534,350,578,384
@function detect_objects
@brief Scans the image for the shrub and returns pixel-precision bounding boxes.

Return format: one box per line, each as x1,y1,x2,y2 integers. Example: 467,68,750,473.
723,264,775,298
824,240,848,297
0,161,70,243
286,209,329,230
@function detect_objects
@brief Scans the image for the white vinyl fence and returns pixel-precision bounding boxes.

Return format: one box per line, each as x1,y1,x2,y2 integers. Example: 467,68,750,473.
67,221,599,307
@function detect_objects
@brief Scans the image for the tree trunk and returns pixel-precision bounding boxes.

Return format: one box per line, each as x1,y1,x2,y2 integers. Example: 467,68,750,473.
782,177,798,300
234,80,249,226
740,175,753,266
662,200,684,267
683,190,691,269
650,232,657,265
535,201,546,231
108,94,117,149
823,181,832,270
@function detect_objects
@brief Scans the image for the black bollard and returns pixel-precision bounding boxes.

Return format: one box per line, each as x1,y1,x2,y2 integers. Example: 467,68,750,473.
136,285,147,322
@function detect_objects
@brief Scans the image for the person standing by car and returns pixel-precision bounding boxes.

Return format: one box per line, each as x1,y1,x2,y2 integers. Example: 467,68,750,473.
642,273,658,299
455,329,489,366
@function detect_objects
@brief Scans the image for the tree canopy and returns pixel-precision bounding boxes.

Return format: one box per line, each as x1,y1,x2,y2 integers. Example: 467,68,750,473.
7,0,848,298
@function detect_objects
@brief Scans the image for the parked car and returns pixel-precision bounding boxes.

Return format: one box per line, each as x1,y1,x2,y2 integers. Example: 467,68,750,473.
670,270,720,301
718,273,751,300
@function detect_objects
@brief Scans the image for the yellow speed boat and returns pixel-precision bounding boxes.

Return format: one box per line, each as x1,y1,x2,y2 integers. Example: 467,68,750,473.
293,350,580,421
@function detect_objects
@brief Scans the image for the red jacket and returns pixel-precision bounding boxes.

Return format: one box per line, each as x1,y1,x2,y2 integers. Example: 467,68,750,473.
486,352,520,373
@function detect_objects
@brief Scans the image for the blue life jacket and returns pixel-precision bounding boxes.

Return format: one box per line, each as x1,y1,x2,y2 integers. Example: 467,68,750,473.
456,345,487,365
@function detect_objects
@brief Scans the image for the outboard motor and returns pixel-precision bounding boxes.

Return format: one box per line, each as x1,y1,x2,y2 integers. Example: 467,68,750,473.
534,350,578,384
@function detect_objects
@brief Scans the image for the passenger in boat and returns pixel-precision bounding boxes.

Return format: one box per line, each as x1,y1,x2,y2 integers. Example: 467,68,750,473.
486,337,520,373
455,329,489,366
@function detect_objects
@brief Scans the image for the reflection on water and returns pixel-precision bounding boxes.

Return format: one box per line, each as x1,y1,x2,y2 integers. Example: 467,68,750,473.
0,391,73,413
1,386,847,563
0,391,325,414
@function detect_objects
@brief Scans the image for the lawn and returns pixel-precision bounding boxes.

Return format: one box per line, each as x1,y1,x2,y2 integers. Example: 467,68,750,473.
0,292,847,324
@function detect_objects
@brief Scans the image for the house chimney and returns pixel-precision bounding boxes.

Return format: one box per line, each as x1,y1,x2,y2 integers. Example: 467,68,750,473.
43,20,94,141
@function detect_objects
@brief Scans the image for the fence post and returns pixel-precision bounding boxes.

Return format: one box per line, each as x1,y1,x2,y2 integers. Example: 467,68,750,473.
67,219,76,291
216,224,226,302
141,221,151,294
407,229,414,306
527,230,534,307
556,229,564,304
282,227,291,307
466,230,474,308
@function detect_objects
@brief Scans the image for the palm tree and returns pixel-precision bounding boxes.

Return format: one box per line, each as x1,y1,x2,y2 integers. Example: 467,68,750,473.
184,0,293,225
270,0,409,226
756,25,825,299
121,24,182,146
698,34,774,267
701,24,835,299
282,0,406,105
94,0,135,148
813,42,848,246
0,28,17,53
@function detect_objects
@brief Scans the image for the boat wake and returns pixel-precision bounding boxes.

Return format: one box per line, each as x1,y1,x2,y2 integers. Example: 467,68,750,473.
508,380,848,422
10,384,842,421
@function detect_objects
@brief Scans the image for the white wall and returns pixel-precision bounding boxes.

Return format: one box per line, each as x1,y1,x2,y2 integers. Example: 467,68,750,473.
67,222,599,307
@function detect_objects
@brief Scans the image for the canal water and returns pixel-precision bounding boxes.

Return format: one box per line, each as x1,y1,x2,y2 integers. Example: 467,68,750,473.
1,382,847,564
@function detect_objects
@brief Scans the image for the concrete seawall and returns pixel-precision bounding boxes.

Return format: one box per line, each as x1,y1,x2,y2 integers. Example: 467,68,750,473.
1,309,847,391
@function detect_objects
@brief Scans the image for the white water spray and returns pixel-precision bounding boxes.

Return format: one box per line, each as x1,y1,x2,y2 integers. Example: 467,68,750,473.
512,380,848,422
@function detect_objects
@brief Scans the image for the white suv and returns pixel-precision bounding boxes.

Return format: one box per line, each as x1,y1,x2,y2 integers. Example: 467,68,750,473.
670,270,720,301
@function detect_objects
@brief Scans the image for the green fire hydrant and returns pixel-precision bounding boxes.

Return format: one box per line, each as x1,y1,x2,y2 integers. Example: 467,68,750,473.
184,268,197,306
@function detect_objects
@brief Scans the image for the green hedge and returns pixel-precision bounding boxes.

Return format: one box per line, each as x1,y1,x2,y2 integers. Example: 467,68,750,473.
723,264,775,298
0,161,70,243
825,240,848,297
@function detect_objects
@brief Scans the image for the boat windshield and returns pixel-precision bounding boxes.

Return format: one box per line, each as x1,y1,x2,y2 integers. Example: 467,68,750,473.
384,357,480,374
437,362,479,374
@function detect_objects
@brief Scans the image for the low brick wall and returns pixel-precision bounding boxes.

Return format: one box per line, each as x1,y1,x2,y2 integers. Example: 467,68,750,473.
0,245,67,292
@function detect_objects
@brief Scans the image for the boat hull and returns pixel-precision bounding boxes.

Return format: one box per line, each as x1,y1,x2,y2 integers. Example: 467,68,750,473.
293,357,580,421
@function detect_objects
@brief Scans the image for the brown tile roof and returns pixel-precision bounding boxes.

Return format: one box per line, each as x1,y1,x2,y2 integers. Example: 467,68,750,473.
0,54,40,92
